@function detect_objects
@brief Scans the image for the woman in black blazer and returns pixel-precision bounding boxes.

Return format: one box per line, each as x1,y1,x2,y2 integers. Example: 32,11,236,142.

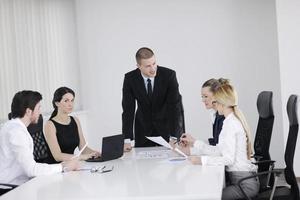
201,78,229,145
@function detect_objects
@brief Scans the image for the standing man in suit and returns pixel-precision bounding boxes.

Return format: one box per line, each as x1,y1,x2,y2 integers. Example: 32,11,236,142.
122,47,181,150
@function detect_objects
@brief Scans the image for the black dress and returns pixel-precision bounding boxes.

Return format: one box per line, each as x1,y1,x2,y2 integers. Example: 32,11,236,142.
46,116,80,164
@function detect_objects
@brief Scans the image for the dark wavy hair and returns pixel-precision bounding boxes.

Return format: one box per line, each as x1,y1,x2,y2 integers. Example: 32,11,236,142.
50,87,75,119
11,90,42,118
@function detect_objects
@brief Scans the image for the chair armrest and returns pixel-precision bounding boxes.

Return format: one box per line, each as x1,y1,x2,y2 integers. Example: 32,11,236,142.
236,169,283,200
270,168,284,176
237,171,271,200
251,160,276,165
251,155,263,161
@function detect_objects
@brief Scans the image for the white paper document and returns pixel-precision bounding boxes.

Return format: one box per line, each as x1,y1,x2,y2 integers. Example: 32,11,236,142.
146,136,172,148
136,150,170,159
146,136,188,158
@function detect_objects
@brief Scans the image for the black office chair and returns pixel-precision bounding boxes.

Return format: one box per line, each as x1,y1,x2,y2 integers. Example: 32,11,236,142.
0,183,17,196
252,91,275,190
8,113,50,163
27,114,50,163
238,94,299,200
173,94,185,139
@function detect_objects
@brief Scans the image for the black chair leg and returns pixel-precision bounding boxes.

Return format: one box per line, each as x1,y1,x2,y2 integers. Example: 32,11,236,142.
0,188,12,196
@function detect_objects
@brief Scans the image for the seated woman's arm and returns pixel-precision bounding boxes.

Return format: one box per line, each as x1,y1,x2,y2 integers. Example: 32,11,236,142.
191,140,222,156
73,117,101,157
200,127,238,166
179,133,222,156
189,125,239,166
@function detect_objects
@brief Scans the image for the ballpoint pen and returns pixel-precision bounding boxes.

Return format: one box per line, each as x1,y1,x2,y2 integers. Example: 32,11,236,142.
90,165,105,173
173,140,180,145
173,134,186,145
101,165,114,173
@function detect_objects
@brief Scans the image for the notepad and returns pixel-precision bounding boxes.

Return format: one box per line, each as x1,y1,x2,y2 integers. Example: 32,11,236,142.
72,142,88,159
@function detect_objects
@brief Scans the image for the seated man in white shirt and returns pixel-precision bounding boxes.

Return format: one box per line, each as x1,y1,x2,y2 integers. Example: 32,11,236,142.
0,90,79,188
178,83,259,200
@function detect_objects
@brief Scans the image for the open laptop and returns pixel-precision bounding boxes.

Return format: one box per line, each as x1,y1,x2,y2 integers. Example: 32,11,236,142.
85,134,124,162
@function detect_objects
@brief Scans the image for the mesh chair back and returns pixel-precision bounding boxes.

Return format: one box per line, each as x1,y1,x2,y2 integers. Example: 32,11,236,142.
284,95,299,199
27,115,50,163
8,113,50,163
253,91,275,190
254,91,274,165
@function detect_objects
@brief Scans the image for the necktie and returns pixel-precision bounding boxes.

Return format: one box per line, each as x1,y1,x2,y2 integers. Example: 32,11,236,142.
147,78,153,98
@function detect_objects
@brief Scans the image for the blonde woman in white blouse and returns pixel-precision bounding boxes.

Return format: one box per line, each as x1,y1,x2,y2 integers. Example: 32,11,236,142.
178,83,259,200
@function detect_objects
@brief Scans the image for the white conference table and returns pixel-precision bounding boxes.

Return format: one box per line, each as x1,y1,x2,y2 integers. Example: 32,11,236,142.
0,147,224,200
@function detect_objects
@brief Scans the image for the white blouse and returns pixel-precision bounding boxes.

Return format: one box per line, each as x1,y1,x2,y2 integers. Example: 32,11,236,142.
208,108,217,124
0,118,62,185
191,113,256,172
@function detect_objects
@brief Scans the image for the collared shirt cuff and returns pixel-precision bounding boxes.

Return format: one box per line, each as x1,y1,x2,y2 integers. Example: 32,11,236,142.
201,156,208,166
190,140,204,155
124,139,131,143
190,147,198,155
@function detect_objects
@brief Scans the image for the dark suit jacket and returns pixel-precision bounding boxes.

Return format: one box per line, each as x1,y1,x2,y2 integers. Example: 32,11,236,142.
122,66,181,147
208,112,225,146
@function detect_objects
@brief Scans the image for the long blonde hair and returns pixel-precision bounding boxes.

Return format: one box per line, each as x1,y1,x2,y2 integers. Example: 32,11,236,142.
214,84,253,159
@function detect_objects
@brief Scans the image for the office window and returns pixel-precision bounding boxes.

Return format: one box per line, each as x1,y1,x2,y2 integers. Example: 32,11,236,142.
0,0,81,121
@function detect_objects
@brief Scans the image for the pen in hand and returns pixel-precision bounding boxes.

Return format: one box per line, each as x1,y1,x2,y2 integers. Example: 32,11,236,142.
173,140,179,145
179,134,188,146
173,134,186,145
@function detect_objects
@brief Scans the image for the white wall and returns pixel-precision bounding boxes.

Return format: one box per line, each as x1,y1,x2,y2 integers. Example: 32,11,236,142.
0,0,82,120
276,0,300,176
75,0,285,167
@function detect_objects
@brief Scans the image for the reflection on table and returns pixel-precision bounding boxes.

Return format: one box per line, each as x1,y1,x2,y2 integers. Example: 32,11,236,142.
0,147,224,200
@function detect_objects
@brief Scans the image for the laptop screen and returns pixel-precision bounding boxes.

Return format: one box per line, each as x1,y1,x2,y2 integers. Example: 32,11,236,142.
101,134,124,161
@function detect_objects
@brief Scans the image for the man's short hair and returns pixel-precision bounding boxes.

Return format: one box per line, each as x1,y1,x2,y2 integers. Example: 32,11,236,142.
135,47,154,65
11,90,42,119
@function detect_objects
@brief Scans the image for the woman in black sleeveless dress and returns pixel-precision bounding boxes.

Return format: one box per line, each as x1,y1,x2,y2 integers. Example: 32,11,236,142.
44,87,100,164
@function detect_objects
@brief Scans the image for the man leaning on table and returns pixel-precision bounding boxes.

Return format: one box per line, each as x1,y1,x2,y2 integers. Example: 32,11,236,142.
0,90,79,188
122,47,182,150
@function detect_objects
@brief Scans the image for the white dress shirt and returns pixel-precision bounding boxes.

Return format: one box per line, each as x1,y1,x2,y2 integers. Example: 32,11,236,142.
0,118,62,185
191,113,257,172
209,108,217,124
141,73,154,92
